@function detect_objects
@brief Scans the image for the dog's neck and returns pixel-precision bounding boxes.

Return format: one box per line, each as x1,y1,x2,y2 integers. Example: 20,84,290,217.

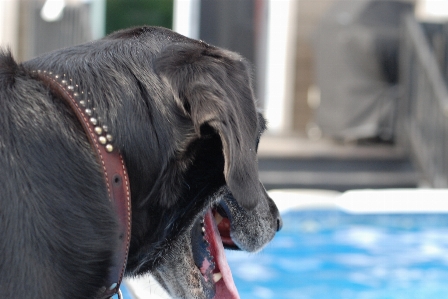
32,70,131,299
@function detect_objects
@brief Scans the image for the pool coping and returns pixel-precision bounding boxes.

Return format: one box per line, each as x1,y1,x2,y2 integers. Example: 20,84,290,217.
270,188,448,214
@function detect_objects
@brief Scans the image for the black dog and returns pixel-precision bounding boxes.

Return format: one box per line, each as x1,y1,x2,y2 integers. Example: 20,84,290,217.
0,26,281,299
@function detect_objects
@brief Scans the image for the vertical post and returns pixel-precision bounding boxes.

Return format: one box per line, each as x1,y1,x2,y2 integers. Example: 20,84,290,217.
264,0,298,134
90,0,106,39
0,0,19,57
173,0,200,39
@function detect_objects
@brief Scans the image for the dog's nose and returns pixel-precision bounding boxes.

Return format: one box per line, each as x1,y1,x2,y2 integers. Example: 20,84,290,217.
276,216,283,232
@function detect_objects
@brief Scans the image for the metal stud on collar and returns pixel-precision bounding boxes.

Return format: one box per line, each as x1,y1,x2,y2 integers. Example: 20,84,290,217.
33,69,130,299
33,70,115,153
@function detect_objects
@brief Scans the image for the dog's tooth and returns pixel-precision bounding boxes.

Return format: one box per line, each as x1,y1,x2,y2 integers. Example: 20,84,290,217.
213,273,222,283
214,212,223,226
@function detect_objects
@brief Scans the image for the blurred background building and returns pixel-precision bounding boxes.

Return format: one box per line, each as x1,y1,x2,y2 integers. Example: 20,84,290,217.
2,0,448,191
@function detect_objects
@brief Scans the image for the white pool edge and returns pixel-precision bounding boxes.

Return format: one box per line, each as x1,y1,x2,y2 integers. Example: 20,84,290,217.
270,188,448,214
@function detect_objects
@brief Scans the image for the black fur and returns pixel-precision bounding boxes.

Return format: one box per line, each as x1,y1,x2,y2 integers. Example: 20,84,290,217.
0,26,280,299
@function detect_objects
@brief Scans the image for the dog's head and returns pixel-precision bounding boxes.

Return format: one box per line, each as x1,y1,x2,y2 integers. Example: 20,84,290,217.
112,28,282,299
145,33,281,299
26,26,281,299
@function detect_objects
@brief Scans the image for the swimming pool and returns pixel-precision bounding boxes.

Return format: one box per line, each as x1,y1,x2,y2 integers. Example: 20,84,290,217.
226,189,448,299
124,189,448,299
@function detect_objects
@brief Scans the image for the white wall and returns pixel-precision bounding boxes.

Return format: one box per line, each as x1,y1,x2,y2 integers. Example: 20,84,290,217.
416,0,448,21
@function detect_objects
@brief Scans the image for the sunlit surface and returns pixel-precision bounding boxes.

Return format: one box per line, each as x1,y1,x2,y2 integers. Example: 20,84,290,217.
419,0,448,19
40,0,65,22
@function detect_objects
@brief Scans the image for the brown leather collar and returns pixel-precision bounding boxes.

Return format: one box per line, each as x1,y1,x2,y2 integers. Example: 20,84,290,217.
33,70,131,299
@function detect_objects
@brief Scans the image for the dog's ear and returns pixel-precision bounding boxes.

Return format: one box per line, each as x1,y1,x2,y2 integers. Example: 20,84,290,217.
154,42,263,210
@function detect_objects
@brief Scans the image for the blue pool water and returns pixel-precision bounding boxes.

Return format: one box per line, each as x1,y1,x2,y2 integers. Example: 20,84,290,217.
113,286,133,299
226,209,448,299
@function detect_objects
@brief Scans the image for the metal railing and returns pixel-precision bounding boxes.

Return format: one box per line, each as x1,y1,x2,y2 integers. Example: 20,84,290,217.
398,14,448,187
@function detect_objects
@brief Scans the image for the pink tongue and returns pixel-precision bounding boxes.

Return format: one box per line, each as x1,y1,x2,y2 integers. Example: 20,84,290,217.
204,209,240,299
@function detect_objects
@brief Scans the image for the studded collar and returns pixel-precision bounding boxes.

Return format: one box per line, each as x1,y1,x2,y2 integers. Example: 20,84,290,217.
33,70,131,299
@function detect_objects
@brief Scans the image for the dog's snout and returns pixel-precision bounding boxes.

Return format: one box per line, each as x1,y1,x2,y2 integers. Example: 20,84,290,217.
276,216,283,232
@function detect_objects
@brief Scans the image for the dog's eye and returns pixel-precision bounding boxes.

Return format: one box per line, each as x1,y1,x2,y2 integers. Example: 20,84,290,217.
255,113,267,151
255,127,265,152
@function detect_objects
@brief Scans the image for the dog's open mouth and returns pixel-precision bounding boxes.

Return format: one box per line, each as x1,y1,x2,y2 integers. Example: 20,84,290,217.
191,202,240,299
